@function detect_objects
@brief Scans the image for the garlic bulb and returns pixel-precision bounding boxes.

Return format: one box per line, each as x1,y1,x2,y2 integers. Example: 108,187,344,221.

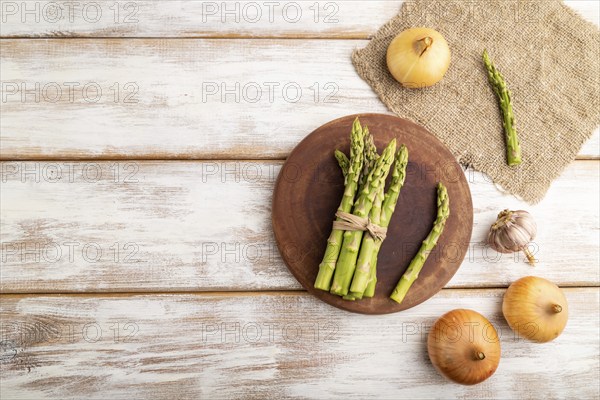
386,27,451,88
428,309,501,385
503,276,568,343
487,209,537,265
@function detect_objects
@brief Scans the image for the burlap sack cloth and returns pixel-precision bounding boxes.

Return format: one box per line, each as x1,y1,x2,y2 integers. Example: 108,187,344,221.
353,0,600,203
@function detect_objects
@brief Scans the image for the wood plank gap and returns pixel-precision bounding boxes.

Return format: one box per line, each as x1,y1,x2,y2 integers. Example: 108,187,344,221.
2,285,598,297
0,157,288,162
0,35,369,40
1,155,598,162
0,290,306,299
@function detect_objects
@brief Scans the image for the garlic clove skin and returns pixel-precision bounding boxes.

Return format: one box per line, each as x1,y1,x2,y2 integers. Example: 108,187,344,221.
503,276,568,343
428,309,501,385
487,209,537,265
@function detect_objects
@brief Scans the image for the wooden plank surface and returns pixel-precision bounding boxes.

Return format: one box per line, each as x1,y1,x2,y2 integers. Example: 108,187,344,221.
1,160,597,293
1,1,599,398
0,1,597,38
1,288,598,399
0,38,382,159
1,38,598,160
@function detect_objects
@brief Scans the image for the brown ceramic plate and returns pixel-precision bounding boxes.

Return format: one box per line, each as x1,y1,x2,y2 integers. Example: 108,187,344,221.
272,114,473,314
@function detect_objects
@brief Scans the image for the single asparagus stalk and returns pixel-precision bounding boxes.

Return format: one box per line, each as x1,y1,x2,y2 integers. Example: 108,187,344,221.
349,186,384,299
348,185,385,300
359,129,378,191
330,139,397,296
390,182,450,304
483,49,522,166
334,149,350,183
351,145,409,296
314,118,365,291
363,251,378,298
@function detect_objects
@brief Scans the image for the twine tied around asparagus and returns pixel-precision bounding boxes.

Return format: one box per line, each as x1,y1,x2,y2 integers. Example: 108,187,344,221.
333,211,387,241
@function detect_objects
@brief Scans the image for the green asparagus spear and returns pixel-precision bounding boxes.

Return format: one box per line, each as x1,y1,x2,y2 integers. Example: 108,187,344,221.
336,129,377,190
314,118,365,291
349,186,384,299
363,251,378,298
350,145,409,296
483,49,522,166
330,139,397,296
347,134,381,299
334,149,350,183
390,182,450,304
348,186,384,299
359,129,378,191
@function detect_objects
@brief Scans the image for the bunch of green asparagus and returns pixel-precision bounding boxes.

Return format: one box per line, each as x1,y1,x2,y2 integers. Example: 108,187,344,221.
314,118,450,304
314,118,408,299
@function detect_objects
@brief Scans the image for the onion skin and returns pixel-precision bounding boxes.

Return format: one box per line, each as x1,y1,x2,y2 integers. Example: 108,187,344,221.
386,27,451,88
503,276,568,343
428,309,500,385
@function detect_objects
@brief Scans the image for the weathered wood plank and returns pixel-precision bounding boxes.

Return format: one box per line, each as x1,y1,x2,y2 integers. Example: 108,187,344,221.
1,160,597,292
1,38,598,160
0,0,597,38
0,38,380,159
0,288,597,399
0,0,400,38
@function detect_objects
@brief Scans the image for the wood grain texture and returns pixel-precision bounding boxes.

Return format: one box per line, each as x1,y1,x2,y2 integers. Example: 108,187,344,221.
0,0,401,38
0,0,597,38
1,39,598,160
273,114,473,313
1,160,597,293
0,288,598,399
1,1,598,397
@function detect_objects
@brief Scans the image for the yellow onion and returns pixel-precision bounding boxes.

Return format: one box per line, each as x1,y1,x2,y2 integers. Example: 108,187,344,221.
386,27,451,88
428,309,500,385
503,276,568,343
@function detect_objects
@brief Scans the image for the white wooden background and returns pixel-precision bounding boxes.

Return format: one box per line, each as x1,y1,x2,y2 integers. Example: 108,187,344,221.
0,1,598,399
